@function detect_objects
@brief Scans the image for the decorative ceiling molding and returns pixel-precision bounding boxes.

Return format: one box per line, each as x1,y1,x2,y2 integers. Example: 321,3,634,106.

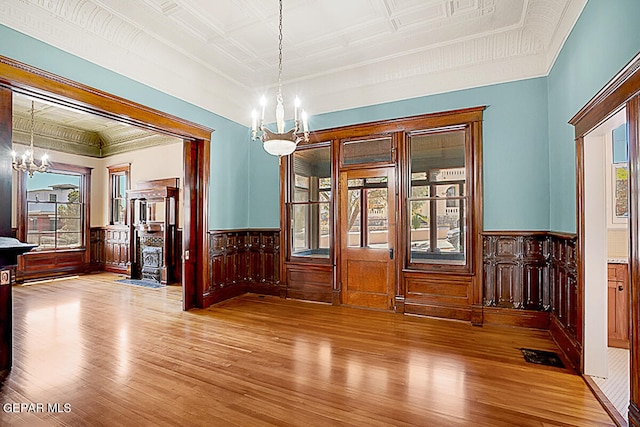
0,0,587,124
11,110,179,158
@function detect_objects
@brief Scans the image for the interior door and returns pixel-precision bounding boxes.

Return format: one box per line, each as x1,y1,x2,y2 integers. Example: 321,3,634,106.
339,167,396,310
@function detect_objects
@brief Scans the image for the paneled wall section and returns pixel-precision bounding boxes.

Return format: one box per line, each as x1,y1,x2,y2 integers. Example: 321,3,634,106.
205,229,280,307
482,232,579,368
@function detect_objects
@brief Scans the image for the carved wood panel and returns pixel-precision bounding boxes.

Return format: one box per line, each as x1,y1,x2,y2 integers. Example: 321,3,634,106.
483,233,550,310
206,230,280,305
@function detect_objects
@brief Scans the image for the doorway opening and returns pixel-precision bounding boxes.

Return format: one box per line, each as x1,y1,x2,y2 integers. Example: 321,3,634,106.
583,107,630,421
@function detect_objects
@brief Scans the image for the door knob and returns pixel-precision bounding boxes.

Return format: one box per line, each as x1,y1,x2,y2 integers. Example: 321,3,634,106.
618,285,624,291
389,248,394,260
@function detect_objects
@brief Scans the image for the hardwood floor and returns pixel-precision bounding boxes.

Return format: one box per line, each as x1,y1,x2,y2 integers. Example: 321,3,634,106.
0,273,614,426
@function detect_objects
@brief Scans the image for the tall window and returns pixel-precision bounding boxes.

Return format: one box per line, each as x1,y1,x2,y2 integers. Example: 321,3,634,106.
108,163,130,225
408,128,467,265
288,145,331,260
23,165,90,250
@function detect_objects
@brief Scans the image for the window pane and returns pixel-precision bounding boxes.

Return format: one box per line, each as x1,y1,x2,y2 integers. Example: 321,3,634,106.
26,171,83,250
57,231,81,248
292,146,331,202
112,198,126,224
410,131,465,190
409,130,467,266
347,187,361,247
117,174,127,198
343,137,392,165
291,203,330,258
367,188,388,248
27,231,55,248
410,200,465,264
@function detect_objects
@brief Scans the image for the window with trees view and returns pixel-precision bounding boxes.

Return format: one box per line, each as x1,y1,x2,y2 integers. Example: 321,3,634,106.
24,168,88,250
408,129,467,265
288,145,331,260
108,163,130,225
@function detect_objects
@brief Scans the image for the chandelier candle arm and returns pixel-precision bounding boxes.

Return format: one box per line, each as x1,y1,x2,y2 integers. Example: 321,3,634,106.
249,0,310,157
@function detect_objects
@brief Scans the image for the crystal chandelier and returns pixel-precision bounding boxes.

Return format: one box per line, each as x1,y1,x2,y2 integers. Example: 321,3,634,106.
251,0,309,157
12,100,48,177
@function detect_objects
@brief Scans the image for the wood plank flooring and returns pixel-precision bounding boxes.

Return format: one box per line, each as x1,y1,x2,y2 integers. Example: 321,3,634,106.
0,273,614,426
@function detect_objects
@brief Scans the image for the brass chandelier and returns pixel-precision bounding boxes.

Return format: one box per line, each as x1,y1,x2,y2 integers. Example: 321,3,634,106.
251,0,309,157
12,100,49,177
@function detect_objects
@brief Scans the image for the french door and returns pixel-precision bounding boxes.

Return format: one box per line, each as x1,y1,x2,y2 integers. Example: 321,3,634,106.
339,167,396,309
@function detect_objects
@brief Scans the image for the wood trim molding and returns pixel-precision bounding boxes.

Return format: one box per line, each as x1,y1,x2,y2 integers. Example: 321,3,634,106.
582,374,629,427
307,106,486,143
0,87,12,237
630,95,640,427
0,56,212,140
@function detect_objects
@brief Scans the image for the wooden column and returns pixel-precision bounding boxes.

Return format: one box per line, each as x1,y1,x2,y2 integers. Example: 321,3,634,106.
628,94,639,427
0,87,11,237
0,84,12,374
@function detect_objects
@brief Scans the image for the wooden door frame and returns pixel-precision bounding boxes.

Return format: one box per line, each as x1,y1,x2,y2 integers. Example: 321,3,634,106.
570,52,640,427
338,166,397,309
0,56,212,311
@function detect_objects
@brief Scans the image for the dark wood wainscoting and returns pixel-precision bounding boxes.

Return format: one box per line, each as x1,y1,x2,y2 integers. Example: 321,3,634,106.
548,233,581,371
482,232,579,369
16,249,87,282
89,226,131,274
205,229,280,307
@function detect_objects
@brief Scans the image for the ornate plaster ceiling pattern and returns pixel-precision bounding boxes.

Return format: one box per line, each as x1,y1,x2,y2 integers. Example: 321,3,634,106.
12,95,179,158
1,0,585,125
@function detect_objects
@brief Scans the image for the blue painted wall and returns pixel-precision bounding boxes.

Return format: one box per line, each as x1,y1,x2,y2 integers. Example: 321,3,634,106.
0,24,249,230
4,0,639,233
249,77,551,231
548,0,640,233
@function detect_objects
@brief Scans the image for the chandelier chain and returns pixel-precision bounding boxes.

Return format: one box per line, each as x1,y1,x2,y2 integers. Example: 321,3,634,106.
277,0,283,102
30,100,34,148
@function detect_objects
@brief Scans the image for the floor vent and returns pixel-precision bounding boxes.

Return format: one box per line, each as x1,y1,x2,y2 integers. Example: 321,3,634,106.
521,348,565,368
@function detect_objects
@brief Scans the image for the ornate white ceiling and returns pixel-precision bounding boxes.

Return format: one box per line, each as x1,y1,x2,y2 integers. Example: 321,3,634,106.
0,0,586,125
12,93,179,157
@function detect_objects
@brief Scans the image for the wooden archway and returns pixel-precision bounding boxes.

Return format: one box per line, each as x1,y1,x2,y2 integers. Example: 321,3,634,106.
570,52,640,427
0,56,212,310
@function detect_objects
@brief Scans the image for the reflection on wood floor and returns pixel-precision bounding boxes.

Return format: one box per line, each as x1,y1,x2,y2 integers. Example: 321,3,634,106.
0,273,613,426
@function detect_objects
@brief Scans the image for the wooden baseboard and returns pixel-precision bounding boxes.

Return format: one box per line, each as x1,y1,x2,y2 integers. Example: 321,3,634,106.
332,289,340,305
471,304,483,326
247,281,280,296
482,307,550,329
404,302,471,322
583,374,629,427
202,283,248,307
549,315,582,372
104,265,128,275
